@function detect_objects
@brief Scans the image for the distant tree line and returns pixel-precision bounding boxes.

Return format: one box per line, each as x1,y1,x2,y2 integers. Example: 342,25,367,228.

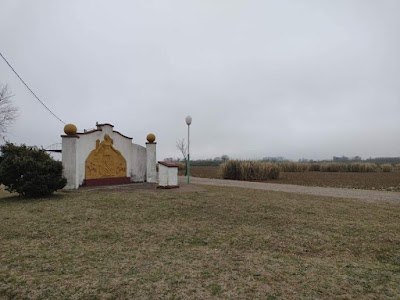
164,157,229,166
262,157,288,162
166,151,400,167
330,156,400,164
267,156,400,164
365,157,400,164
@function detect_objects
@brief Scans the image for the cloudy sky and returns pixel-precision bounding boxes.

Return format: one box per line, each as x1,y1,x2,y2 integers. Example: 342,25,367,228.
1,0,399,161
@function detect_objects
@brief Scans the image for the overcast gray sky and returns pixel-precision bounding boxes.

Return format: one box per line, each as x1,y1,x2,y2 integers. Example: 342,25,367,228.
1,0,399,161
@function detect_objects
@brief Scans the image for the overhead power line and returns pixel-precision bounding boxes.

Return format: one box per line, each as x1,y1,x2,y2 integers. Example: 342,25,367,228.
0,52,65,124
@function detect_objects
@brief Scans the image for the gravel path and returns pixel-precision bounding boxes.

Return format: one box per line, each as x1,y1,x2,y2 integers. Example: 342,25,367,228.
180,177,400,203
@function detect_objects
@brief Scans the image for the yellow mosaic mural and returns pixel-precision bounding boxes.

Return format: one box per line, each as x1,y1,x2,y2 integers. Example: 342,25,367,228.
85,134,127,179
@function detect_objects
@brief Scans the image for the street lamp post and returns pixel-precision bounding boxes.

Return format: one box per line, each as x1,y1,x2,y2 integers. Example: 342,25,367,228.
185,115,192,183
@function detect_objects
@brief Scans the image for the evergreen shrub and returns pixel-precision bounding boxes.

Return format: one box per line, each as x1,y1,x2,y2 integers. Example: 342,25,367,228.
0,143,66,197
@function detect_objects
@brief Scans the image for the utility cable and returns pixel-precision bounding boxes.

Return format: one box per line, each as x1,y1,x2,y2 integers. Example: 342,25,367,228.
0,51,66,124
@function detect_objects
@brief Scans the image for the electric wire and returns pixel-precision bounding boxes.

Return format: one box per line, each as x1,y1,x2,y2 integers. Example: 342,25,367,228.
0,52,66,124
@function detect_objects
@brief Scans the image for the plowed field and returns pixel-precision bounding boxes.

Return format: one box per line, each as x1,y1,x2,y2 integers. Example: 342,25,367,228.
181,166,400,191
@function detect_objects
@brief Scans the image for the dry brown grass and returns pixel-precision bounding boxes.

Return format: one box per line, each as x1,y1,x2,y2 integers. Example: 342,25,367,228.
0,186,399,299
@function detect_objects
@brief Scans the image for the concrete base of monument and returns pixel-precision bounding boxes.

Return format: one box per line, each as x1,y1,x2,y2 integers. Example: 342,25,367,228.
82,177,132,187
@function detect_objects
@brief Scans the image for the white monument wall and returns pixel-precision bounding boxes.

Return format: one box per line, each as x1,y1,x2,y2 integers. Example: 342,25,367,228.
131,144,147,182
62,137,78,189
62,123,155,188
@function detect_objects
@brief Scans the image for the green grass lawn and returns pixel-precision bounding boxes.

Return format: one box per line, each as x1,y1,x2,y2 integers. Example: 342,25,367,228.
0,186,399,299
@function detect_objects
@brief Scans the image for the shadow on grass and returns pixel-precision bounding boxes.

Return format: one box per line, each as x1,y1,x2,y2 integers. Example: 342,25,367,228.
0,191,67,204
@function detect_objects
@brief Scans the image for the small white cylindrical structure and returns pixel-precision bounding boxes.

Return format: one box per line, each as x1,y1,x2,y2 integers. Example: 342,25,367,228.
146,142,157,183
158,161,179,188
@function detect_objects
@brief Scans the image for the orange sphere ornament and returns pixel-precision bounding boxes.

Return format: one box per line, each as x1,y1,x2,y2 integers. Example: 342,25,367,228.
146,133,156,143
64,124,77,135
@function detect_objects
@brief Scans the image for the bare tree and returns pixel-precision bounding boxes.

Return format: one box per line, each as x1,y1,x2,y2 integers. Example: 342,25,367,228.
0,84,19,137
176,138,188,161
176,138,188,175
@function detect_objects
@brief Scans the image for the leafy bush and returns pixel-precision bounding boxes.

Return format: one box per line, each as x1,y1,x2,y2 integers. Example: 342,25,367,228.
220,160,280,180
0,143,66,197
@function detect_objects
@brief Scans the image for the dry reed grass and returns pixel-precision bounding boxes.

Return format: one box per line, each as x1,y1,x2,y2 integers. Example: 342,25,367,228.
220,160,280,180
381,164,393,172
279,162,309,172
287,162,380,173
